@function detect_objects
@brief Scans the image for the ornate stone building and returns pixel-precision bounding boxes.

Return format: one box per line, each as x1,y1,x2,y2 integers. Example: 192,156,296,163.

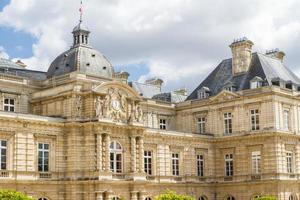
0,18,299,200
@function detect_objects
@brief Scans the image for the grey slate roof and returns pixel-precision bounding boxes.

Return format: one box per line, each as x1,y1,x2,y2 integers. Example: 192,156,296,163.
187,52,300,100
130,81,161,99
152,92,187,103
47,45,114,78
0,58,46,81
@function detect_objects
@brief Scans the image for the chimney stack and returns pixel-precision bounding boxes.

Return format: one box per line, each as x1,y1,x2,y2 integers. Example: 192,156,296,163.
15,60,26,68
229,37,254,75
145,78,164,92
266,49,285,63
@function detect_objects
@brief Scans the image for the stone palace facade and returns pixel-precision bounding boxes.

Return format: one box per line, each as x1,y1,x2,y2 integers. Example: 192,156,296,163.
0,18,299,200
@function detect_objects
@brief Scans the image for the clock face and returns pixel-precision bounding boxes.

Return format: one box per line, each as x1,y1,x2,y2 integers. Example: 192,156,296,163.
111,100,121,111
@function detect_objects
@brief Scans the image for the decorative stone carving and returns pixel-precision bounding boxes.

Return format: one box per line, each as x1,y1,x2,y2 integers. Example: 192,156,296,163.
75,95,82,117
94,87,144,123
95,97,104,117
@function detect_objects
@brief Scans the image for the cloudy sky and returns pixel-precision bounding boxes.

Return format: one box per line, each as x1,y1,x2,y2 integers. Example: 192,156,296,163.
1,0,300,93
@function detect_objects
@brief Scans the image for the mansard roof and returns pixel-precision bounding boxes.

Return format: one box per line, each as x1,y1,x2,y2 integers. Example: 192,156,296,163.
0,58,46,81
186,53,300,101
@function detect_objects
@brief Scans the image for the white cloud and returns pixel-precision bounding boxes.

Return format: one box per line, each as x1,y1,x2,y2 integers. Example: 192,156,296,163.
0,46,9,59
1,0,300,92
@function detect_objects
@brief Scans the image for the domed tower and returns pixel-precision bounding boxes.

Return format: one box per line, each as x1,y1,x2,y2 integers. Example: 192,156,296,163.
47,11,114,79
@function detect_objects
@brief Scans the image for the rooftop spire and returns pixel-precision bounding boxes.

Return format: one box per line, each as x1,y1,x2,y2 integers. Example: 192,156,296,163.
79,0,83,23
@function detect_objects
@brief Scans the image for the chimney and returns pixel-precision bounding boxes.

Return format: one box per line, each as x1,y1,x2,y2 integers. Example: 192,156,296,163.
266,49,285,63
145,78,164,92
229,37,254,75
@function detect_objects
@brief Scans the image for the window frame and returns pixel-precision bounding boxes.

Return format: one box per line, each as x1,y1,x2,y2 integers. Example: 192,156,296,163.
109,141,123,173
0,140,7,170
286,151,293,173
171,153,180,176
224,112,233,135
159,118,167,130
251,151,261,174
197,117,206,134
38,143,50,172
283,109,290,130
250,109,260,131
3,97,15,112
144,150,152,175
197,154,204,177
225,153,234,177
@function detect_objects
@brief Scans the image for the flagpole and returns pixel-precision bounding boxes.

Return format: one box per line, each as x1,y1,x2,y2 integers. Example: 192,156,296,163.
79,0,83,23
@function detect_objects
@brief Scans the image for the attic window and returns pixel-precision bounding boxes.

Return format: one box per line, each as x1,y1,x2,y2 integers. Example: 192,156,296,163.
91,54,96,57
224,86,235,92
250,77,263,89
55,67,59,70
197,87,210,99
103,66,107,70
271,80,280,86
286,83,293,90
86,63,90,66
66,63,69,67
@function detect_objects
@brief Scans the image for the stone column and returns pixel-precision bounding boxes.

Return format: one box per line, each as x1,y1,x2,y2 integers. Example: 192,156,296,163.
105,190,113,200
97,134,103,171
138,137,144,173
131,191,138,200
105,134,111,172
96,191,104,200
130,136,137,173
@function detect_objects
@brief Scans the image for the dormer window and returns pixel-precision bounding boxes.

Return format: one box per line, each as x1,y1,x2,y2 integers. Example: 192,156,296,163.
224,86,235,92
250,76,263,89
271,78,280,86
223,82,236,92
197,87,210,99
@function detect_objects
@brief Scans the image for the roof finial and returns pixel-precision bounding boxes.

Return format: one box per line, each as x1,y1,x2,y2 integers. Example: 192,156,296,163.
79,0,83,23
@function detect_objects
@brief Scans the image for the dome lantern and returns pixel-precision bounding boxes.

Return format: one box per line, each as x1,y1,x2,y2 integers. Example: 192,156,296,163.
72,0,90,46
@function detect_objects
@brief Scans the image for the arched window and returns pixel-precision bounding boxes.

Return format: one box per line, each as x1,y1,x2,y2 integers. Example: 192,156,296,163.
145,197,152,200
110,141,122,173
39,198,48,200
112,196,120,200
225,196,235,200
199,196,207,200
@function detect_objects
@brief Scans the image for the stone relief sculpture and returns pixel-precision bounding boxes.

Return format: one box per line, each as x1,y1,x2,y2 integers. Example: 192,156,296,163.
94,87,143,123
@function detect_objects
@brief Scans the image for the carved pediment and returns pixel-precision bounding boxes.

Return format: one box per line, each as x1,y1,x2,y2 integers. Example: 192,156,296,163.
92,82,143,124
210,90,240,103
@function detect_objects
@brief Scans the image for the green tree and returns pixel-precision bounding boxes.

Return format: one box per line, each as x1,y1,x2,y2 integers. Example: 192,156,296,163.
0,190,34,200
154,190,195,200
255,196,277,200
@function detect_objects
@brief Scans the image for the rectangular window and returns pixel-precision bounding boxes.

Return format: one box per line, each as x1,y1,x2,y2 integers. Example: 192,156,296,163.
38,143,49,172
172,153,179,176
225,154,233,176
224,112,232,135
144,151,152,175
250,109,260,131
286,151,293,173
3,98,15,112
197,117,206,134
0,140,7,170
251,151,261,174
159,119,167,130
283,110,289,130
197,154,204,177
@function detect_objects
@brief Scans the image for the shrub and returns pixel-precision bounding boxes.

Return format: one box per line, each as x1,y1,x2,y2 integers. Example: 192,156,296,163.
0,190,34,200
255,196,277,200
154,190,195,200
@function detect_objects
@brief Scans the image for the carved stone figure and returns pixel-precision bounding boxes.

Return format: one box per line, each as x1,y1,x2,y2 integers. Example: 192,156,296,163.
94,96,104,118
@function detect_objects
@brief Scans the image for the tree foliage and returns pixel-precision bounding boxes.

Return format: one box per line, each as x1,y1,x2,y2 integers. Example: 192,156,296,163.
255,196,277,200
0,190,34,200
154,190,195,200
